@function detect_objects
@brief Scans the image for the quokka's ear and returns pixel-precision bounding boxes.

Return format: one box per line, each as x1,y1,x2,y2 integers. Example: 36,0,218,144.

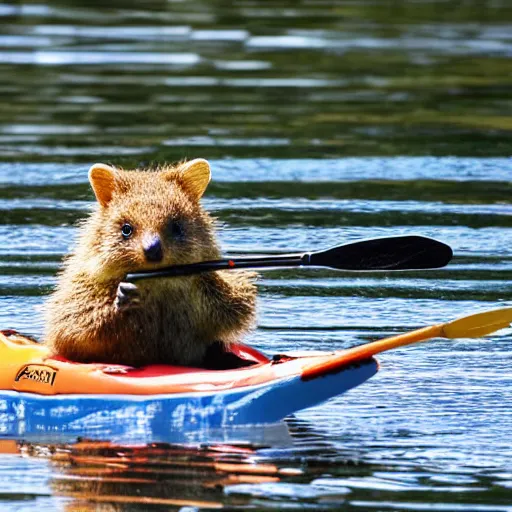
88,163,118,207
179,158,211,201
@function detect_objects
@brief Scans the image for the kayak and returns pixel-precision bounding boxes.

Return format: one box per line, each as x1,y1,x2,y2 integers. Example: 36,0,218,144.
1,307,509,437
0,330,378,432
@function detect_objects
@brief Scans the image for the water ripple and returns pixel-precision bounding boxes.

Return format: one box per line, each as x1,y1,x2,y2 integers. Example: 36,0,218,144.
1,1,511,510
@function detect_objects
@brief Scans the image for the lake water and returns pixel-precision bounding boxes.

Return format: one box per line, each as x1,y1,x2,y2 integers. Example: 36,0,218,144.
0,1,511,510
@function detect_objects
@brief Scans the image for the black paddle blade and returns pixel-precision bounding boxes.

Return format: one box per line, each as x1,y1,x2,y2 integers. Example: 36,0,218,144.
308,235,453,271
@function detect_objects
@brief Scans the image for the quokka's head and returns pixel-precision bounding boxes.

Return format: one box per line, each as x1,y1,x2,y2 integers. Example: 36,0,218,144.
86,159,220,275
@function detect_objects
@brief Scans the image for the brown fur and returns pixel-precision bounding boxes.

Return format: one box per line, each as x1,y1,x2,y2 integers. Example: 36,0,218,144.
44,160,257,367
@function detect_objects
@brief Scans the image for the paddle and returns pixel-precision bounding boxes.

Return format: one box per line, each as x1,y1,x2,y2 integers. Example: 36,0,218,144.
126,235,453,282
302,307,512,380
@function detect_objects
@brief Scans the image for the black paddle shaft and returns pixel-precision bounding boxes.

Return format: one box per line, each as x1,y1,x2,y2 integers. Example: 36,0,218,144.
127,253,305,281
126,235,452,282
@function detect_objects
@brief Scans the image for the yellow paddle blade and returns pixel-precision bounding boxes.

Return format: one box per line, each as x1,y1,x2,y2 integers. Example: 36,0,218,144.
442,307,512,339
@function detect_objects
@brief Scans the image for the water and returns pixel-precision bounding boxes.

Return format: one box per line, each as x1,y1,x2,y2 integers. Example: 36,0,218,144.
1,0,511,510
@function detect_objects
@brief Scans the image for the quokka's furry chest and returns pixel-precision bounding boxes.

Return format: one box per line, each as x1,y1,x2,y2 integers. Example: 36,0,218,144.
112,277,237,366
135,279,207,333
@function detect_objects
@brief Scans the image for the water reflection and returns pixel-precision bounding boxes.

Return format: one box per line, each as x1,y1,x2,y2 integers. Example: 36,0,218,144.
2,417,511,511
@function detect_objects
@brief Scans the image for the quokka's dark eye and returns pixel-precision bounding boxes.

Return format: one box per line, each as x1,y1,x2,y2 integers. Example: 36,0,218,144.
168,219,185,240
121,223,133,239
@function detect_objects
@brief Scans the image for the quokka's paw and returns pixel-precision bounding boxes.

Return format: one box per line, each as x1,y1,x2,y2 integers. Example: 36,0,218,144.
115,282,141,312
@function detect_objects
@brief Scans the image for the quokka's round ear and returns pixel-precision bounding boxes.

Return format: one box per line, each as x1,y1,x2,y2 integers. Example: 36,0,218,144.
179,158,211,200
88,163,118,207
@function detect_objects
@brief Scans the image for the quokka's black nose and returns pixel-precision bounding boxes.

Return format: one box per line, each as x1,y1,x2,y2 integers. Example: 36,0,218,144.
143,237,163,262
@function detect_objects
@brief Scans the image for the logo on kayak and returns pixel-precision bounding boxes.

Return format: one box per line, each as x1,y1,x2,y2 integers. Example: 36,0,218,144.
15,365,57,386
